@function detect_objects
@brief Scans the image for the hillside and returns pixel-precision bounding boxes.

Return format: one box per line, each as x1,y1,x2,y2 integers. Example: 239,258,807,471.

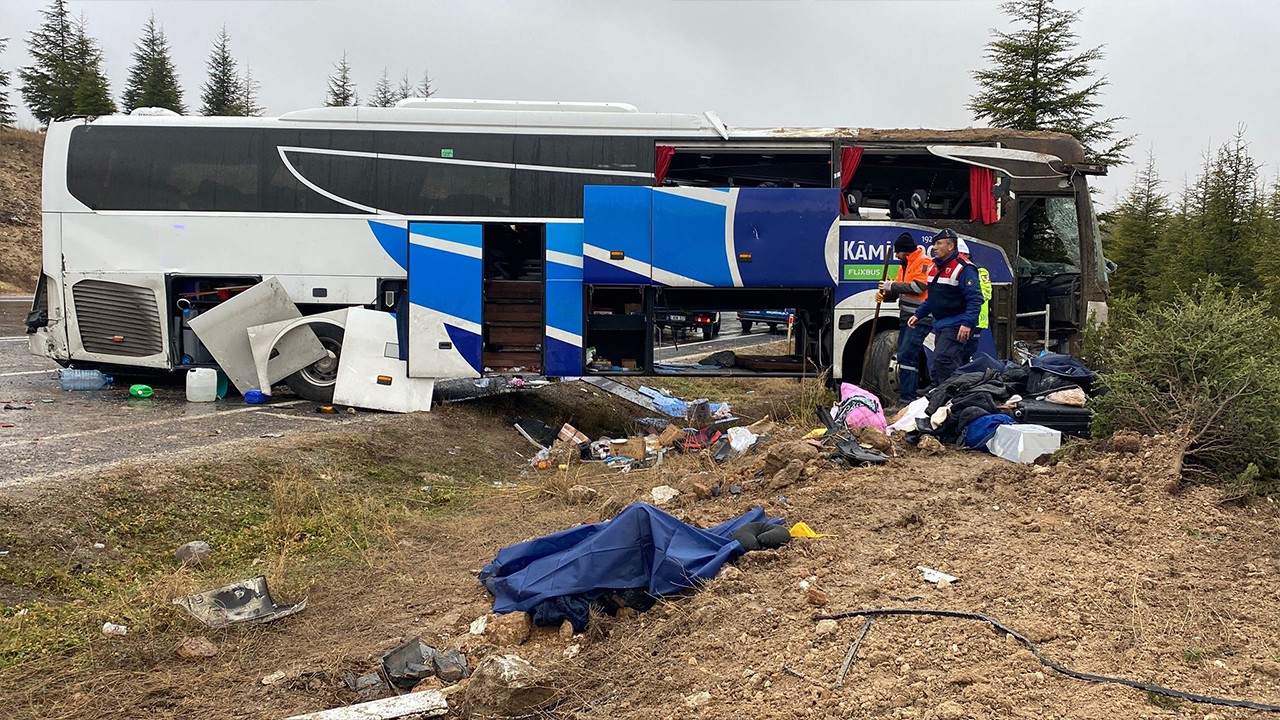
0,129,42,294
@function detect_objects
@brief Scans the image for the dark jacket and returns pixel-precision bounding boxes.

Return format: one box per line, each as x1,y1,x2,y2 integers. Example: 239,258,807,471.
912,252,984,331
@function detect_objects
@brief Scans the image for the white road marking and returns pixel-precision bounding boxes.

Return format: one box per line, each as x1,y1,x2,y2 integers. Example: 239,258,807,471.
0,399,307,449
0,298,32,303
0,337,28,342
254,410,345,423
0,369,54,377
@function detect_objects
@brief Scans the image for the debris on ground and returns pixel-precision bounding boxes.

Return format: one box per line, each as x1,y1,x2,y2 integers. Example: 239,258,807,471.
381,639,439,690
916,566,960,585
100,622,127,636
986,423,1061,464
172,575,307,628
283,690,448,720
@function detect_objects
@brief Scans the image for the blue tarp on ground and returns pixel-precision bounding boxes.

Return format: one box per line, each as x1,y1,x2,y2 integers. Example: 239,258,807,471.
479,503,777,614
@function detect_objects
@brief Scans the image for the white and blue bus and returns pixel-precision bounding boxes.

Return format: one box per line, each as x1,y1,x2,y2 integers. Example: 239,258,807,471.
28,99,1108,401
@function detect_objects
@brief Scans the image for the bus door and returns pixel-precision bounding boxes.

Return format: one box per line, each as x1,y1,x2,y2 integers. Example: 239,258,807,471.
650,187,841,287
407,222,484,379
544,222,585,377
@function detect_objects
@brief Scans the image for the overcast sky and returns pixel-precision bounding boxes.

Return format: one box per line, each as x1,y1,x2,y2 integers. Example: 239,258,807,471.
1,0,1276,209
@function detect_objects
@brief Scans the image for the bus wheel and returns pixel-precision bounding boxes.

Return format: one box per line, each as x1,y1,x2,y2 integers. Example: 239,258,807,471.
285,323,345,403
740,320,753,334
864,329,900,401
701,325,713,341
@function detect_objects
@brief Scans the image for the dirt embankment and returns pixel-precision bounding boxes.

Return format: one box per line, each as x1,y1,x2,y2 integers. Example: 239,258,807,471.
2,383,1280,720
0,129,43,294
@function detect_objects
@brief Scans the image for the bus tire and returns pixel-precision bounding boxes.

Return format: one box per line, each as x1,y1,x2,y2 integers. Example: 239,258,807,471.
701,325,713,341
767,323,778,333
285,323,345,403
740,320,753,334
864,328,899,401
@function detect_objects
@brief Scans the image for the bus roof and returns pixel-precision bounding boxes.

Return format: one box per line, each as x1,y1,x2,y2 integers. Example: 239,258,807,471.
67,99,1086,159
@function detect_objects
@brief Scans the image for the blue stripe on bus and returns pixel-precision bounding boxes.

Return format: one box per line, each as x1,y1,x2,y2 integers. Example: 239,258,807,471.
546,223,584,281
444,325,482,374
544,335,583,377
368,220,408,271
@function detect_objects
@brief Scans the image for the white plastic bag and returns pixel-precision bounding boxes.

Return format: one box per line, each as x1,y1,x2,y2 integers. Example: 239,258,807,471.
986,424,1061,464
728,426,759,453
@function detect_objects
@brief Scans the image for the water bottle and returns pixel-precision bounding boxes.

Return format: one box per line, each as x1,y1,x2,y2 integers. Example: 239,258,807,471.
60,368,113,391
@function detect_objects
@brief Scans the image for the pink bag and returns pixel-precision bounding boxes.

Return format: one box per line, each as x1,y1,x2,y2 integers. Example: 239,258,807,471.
830,383,887,432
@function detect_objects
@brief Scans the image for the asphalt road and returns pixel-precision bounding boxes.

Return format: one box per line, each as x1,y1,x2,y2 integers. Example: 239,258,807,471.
654,321,787,363
0,297,784,490
0,296,370,491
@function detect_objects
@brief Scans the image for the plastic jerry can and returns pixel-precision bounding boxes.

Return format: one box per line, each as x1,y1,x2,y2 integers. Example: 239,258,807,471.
186,368,218,402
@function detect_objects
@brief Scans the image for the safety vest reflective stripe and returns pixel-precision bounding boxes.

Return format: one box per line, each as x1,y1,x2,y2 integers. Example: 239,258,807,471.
977,268,992,330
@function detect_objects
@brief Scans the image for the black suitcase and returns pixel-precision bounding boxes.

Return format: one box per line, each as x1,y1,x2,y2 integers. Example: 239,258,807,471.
1005,399,1093,438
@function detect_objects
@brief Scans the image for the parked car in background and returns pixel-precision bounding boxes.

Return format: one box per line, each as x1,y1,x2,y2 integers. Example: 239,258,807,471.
737,309,794,334
655,309,721,341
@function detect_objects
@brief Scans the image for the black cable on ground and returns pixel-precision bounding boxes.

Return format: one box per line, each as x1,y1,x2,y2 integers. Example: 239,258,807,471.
812,607,1280,712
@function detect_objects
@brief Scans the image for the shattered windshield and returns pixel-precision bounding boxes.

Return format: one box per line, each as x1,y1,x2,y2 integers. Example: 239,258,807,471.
1017,196,1081,275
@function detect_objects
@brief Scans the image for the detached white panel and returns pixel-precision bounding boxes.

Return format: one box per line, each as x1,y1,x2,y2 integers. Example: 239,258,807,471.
245,310,344,394
334,308,435,413
189,277,312,394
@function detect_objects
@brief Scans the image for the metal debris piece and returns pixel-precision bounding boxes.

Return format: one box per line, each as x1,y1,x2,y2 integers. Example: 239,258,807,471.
381,639,438,690
173,575,307,628
916,566,959,585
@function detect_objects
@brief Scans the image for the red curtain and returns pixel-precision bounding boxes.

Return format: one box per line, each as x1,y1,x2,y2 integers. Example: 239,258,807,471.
654,145,674,186
838,146,864,215
969,166,998,224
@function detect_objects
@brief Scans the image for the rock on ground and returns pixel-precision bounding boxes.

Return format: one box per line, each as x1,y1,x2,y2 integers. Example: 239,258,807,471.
769,459,806,490
174,636,218,659
854,426,893,454
918,435,945,455
763,440,819,474
465,654,558,719
174,540,211,565
484,612,532,647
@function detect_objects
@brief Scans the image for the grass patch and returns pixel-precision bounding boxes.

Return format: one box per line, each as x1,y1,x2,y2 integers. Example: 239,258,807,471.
1181,646,1205,664
0,414,513,673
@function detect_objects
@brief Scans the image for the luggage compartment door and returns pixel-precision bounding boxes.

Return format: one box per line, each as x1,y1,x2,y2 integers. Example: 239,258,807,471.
650,187,841,287
407,222,483,379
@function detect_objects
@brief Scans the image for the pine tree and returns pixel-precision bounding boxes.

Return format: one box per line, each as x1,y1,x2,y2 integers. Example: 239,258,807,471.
240,65,264,116
969,0,1131,167
367,68,397,108
1104,151,1169,299
66,14,115,117
122,13,184,113
325,51,357,107
199,26,245,116
395,71,414,102
18,0,76,125
1151,130,1265,303
415,69,434,99
0,38,15,128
